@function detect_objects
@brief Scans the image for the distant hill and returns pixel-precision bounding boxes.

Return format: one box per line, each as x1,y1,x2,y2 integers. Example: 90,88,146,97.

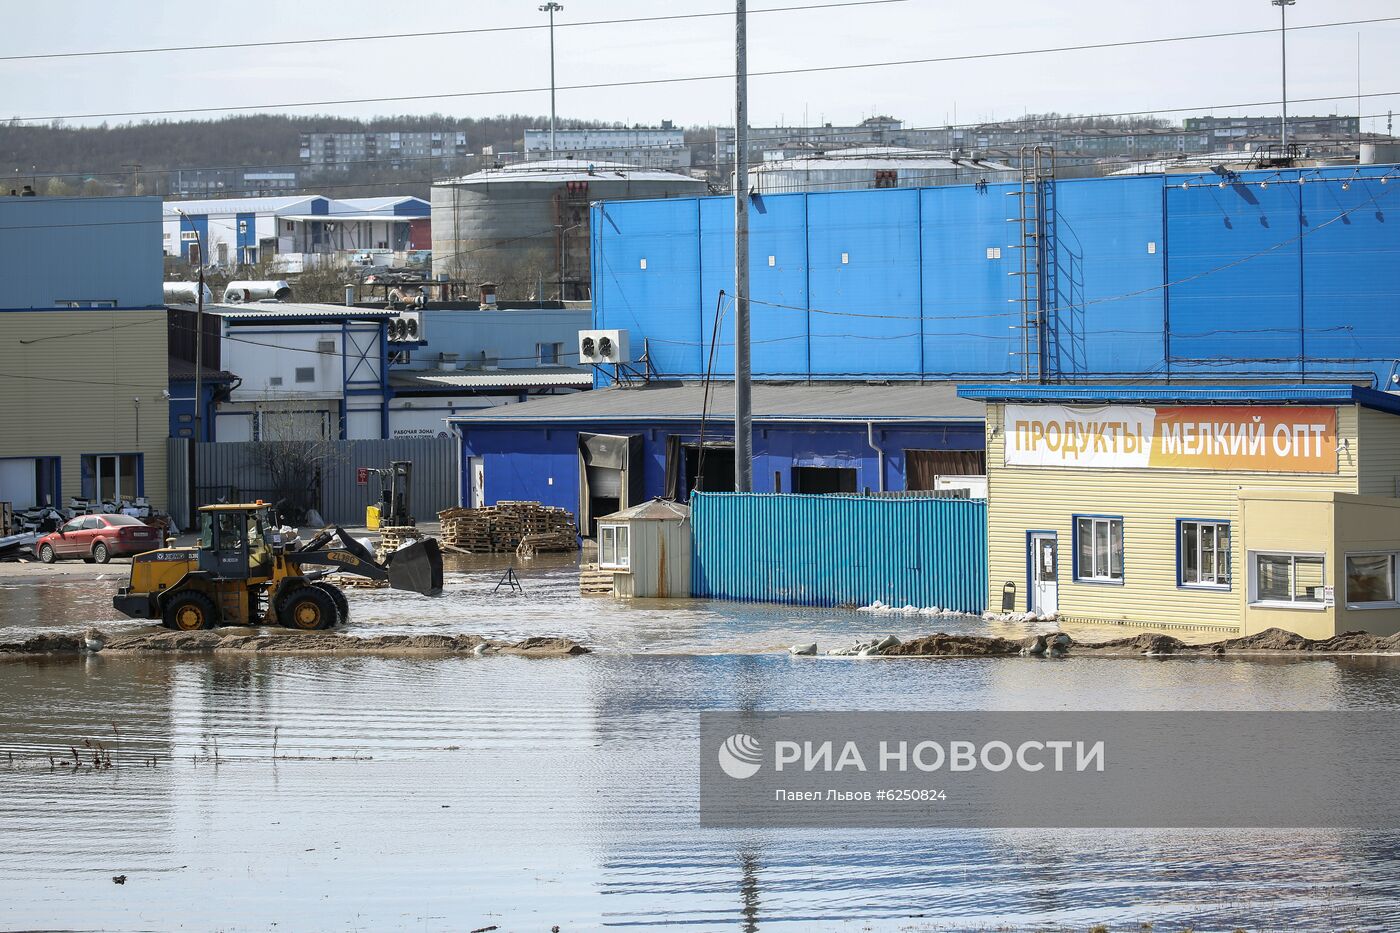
0,112,655,198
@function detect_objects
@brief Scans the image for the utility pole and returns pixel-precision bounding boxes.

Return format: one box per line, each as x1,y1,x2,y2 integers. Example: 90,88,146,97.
540,2,563,159
179,210,206,515
733,0,753,492
121,161,142,196
1273,0,1296,152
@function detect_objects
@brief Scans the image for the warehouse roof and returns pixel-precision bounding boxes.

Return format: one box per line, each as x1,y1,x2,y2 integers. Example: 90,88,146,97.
163,195,327,216
957,383,1400,416
597,499,690,523
169,302,397,322
448,382,983,423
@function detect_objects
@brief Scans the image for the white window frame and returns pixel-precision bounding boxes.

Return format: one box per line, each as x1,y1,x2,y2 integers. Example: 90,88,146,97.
1074,515,1123,584
1344,551,1400,610
599,523,630,569
1179,519,1231,590
1248,551,1328,610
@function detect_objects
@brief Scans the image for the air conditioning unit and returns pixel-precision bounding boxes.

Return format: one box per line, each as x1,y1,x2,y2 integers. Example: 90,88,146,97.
388,310,423,343
578,329,630,364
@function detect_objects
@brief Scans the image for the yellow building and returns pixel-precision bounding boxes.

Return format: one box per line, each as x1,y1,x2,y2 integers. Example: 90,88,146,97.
0,195,169,514
0,310,170,512
958,385,1400,639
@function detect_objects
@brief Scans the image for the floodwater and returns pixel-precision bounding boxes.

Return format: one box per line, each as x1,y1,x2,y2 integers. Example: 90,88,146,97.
4,562,1400,931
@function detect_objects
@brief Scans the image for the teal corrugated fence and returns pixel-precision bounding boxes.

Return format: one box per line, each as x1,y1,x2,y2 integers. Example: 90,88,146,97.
691,492,987,611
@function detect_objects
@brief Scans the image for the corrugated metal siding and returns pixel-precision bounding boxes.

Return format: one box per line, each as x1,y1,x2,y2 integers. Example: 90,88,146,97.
1357,406,1400,497
983,402,1362,631
0,310,169,509
594,166,1400,384
166,438,191,530
691,492,987,611
194,437,456,524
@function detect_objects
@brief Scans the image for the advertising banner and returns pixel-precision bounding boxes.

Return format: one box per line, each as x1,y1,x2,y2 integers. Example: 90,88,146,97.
1004,404,1338,473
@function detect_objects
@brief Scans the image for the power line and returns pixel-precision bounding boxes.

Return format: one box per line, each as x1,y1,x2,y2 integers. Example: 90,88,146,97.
10,16,1400,124
0,0,908,62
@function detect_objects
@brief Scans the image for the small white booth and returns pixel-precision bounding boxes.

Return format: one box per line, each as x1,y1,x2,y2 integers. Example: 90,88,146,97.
596,499,691,599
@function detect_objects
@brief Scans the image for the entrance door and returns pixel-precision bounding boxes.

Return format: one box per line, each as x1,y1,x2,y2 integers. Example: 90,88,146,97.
1029,533,1058,615
96,455,120,502
469,457,485,509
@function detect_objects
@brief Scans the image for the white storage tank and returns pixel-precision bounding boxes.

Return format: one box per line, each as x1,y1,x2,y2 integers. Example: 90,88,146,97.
431,161,706,300
595,499,691,599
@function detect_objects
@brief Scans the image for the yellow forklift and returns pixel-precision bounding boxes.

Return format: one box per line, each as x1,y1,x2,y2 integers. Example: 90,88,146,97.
112,502,443,631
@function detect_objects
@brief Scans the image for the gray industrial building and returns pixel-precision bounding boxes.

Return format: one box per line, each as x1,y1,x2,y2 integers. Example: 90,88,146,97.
300,130,470,173
430,161,706,300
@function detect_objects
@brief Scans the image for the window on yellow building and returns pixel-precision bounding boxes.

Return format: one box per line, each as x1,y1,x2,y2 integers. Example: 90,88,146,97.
1345,553,1398,608
1074,515,1123,583
1179,520,1231,588
1250,552,1325,606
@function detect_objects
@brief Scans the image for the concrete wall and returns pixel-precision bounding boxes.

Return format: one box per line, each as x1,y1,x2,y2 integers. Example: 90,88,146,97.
0,310,169,509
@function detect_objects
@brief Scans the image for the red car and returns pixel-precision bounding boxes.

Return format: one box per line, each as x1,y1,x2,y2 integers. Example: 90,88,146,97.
36,514,164,564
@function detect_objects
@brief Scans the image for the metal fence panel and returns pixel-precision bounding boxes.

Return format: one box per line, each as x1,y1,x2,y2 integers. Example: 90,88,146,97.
165,437,191,531
192,437,457,526
691,492,987,612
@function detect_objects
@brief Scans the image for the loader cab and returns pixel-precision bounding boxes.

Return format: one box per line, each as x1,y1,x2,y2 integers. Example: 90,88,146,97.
196,504,276,580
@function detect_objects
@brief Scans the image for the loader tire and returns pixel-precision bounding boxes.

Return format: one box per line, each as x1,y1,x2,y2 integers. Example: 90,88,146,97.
163,591,219,631
312,582,349,624
278,586,338,631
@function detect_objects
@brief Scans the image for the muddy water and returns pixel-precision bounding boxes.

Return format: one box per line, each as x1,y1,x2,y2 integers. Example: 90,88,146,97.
0,553,1039,652
4,571,1400,929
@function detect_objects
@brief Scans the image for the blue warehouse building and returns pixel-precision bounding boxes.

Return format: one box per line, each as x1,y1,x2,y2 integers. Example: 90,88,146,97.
450,163,1400,524
449,384,984,532
592,163,1400,384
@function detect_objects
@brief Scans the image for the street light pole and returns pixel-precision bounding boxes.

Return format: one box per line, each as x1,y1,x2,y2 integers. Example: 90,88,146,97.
1273,0,1296,152
733,0,753,492
540,2,564,159
178,210,206,515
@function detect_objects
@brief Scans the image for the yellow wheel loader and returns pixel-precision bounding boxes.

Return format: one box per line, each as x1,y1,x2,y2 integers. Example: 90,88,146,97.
112,503,443,631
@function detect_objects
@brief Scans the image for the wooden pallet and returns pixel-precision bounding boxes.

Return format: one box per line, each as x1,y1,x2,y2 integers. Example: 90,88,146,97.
579,562,617,596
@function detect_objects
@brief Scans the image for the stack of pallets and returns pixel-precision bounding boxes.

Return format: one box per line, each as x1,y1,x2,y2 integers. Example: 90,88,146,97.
376,524,424,562
437,502,577,553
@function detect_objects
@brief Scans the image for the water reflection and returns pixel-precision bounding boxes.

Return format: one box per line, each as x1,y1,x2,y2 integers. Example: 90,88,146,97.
4,591,1400,928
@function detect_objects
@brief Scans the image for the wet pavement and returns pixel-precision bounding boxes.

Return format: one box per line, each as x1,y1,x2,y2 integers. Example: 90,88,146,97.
3,559,1400,930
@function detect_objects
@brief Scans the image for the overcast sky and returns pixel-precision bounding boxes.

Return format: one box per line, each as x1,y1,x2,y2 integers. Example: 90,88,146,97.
4,0,1399,131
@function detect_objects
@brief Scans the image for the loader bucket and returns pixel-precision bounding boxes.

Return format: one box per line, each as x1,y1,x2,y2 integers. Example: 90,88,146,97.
386,537,444,597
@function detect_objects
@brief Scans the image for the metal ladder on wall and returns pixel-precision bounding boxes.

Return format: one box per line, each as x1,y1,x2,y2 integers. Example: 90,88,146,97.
1007,145,1055,383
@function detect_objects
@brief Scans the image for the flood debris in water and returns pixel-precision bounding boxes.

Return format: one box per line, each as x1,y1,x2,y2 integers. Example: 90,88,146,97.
0,629,590,658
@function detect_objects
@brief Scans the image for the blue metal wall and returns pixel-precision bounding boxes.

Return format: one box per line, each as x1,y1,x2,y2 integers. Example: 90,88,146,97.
691,492,988,611
0,196,164,310
593,165,1400,384
454,420,985,513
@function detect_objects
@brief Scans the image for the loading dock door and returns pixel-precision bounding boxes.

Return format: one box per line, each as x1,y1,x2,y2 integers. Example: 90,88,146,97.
578,433,643,535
